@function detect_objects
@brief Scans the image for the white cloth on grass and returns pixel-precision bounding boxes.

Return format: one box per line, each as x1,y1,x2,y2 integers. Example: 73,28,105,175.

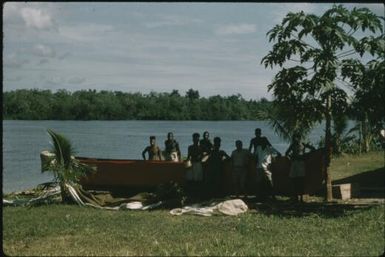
170,199,248,216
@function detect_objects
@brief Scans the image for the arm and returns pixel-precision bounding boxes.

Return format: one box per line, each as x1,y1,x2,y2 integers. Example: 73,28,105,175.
176,142,182,160
264,137,272,147
303,142,316,152
157,147,162,160
187,146,192,161
142,147,148,160
222,151,230,160
269,146,281,157
285,144,292,157
248,139,253,153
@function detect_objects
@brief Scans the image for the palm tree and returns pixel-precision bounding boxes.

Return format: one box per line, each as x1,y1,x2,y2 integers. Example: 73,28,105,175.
258,103,314,144
41,129,95,203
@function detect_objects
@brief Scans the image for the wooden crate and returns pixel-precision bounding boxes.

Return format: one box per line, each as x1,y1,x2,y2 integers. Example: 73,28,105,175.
332,183,360,200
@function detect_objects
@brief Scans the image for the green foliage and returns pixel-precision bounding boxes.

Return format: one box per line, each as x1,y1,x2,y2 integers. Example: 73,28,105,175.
262,4,383,154
257,103,314,142
3,89,272,120
44,129,96,202
154,181,187,207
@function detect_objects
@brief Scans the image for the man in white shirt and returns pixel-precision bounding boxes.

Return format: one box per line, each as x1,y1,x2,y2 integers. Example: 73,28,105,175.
255,140,281,200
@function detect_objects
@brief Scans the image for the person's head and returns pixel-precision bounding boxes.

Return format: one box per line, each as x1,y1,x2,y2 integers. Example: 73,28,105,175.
235,140,242,150
167,132,174,140
192,133,200,144
203,131,209,140
255,128,261,138
213,137,221,149
149,136,156,146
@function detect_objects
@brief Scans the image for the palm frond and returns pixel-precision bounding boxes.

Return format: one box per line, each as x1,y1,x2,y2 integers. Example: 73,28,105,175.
261,104,313,143
47,129,75,169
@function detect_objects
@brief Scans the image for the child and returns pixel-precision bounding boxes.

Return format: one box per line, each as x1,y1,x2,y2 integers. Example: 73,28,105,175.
142,136,162,161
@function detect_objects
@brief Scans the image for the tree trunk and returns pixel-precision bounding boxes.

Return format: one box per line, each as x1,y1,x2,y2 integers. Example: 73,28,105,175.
325,95,333,202
59,181,72,204
362,113,370,152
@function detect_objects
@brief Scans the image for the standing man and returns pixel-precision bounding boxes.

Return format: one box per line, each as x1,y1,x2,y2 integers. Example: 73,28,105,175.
207,137,230,197
285,133,315,202
142,136,162,161
249,128,274,196
164,132,181,162
200,131,213,161
231,140,251,197
249,128,272,155
186,133,203,182
255,140,281,200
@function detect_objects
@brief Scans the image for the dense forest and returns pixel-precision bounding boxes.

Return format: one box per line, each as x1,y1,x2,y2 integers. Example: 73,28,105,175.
3,89,273,120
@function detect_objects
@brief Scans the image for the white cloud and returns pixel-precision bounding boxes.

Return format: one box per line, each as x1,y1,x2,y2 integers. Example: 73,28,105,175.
4,75,23,82
20,7,54,30
144,15,203,28
3,2,24,24
215,24,257,35
43,75,65,86
58,52,71,60
4,55,29,68
33,44,56,58
68,77,86,84
270,3,324,23
58,24,114,42
38,58,50,65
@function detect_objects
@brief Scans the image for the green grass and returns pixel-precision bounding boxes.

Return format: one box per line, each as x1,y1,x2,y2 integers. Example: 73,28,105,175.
3,204,384,256
3,152,385,256
330,151,384,181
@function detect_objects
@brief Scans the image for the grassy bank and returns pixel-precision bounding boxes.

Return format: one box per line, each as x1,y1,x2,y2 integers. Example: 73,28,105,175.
3,152,384,256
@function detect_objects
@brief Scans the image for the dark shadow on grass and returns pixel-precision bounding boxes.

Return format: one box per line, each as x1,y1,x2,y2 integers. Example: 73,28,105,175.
244,199,378,218
333,167,385,198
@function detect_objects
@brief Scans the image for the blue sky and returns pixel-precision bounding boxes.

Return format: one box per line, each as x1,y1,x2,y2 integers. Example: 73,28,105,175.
3,2,384,100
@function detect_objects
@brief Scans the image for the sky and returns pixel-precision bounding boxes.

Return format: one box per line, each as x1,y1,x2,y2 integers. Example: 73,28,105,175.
3,2,384,100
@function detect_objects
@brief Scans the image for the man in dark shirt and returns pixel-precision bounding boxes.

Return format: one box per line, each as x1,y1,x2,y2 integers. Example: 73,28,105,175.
200,131,213,160
187,133,203,181
207,137,230,197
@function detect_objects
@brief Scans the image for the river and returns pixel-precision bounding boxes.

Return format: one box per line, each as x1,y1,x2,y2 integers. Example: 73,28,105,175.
3,120,327,193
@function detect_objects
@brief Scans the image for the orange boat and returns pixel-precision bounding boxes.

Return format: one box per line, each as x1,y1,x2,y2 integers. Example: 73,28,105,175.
77,148,325,195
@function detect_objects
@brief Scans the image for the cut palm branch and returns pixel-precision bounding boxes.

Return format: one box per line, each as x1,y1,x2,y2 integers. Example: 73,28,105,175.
41,129,96,203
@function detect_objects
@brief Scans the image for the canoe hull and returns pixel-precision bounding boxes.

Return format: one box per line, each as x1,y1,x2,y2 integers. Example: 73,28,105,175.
77,149,325,196
78,158,186,190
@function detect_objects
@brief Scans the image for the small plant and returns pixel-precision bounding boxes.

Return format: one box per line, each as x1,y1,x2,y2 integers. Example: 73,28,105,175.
154,181,187,207
42,129,96,203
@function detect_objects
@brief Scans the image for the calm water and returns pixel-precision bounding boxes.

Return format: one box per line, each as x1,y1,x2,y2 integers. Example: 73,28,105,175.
3,120,327,193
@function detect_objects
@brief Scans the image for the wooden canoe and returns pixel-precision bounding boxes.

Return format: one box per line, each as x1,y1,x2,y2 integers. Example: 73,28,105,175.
77,157,186,191
77,148,325,195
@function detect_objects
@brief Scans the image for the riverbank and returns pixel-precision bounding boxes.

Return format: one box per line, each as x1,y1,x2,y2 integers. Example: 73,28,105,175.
3,152,384,256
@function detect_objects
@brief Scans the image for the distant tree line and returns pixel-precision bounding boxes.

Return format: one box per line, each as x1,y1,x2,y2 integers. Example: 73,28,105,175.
3,89,273,120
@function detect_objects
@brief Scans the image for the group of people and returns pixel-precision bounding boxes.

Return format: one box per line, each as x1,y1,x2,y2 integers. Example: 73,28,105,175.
142,128,316,202
142,132,182,162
